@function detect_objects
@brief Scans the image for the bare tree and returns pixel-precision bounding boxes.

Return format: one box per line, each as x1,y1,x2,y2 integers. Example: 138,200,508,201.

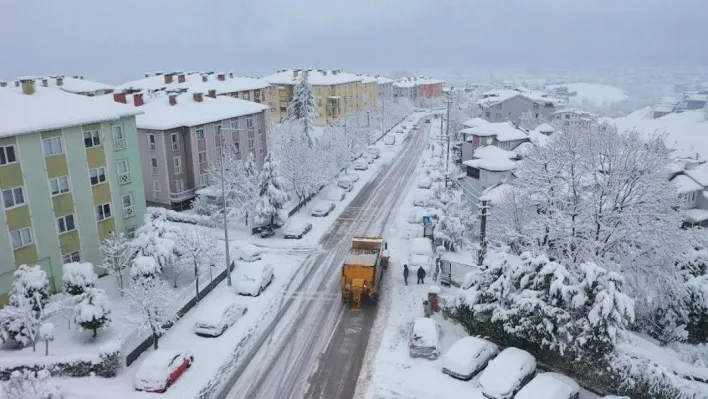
123,276,177,350
176,228,219,303
101,232,131,295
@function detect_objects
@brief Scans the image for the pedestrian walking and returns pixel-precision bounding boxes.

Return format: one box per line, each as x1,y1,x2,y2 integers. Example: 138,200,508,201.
403,264,409,286
417,266,426,284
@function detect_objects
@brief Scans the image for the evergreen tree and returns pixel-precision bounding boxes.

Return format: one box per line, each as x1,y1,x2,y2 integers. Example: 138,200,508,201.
288,73,315,147
254,152,290,228
73,288,112,338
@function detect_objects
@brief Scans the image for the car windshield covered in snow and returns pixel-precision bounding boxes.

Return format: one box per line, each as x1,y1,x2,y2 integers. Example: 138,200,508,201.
479,347,536,399
515,372,580,399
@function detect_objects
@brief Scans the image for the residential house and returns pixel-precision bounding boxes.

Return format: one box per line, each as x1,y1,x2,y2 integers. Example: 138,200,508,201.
476,88,563,124
671,161,708,227
264,69,367,126
356,74,379,108
418,77,444,98
112,90,269,210
459,120,530,163
0,79,145,302
552,108,597,130
459,144,518,201
652,96,683,118
1,75,114,97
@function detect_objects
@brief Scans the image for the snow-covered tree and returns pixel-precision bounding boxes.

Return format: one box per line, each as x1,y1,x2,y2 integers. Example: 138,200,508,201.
1,369,62,399
73,288,112,338
254,152,290,228
288,73,315,147
39,322,54,356
205,145,260,223
124,276,176,350
0,265,50,349
271,121,317,200
130,256,161,281
61,262,97,296
431,186,466,251
101,232,131,295
131,212,179,273
518,110,548,131
175,228,219,303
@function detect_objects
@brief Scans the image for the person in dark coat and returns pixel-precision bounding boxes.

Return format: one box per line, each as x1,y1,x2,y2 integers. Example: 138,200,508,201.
417,266,426,284
403,264,409,286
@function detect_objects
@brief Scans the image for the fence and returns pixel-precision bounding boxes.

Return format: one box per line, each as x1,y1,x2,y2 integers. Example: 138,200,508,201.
124,260,235,367
439,259,479,288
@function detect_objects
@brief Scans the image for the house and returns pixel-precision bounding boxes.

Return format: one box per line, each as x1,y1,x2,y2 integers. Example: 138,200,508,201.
0,79,146,302
460,146,517,201
459,121,530,163
111,89,269,210
264,69,368,126
356,74,379,108
652,96,682,118
476,88,563,124
673,162,708,227
417,77,444,98
552,108,596,130
1,75,114,97
684,94,708,111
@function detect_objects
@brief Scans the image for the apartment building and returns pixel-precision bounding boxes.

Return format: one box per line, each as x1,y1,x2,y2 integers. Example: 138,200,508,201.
0,79,146,302
376,76,394,100
356,74,379,108
1,75,114,97
393,77,444,100
476,88,563,124
552,108,597,130
112,90,269,210
264,69,367,126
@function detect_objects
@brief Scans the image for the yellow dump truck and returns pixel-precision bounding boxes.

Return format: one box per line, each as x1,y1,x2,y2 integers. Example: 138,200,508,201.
341,237,389,310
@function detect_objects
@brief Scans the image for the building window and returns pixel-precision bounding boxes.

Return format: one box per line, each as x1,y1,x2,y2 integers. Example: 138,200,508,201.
199,173,209,186
484,111,491,119
233,143,241,158
533,103,540,110
248,139,255,149
173,156,183,174
175,179,184,192
117,159,131,184
148,133,156,151
231,120,239,131
10,227,33,249
62,251,81,264
83,130,101,148
149,158,158,176
96,203,111,221
42,136,63,156
0,145,17,165
254,91,261,101
122,192,135,218
49,176,70,196
196,127,205,140
57,214,76,234
247,117,254,129
244,91,250,101
467,166,480,179
112,125,126,150
2,186,25,209
89,167,107,186
152,181,162,200
171,133,180,151
198,151,207,165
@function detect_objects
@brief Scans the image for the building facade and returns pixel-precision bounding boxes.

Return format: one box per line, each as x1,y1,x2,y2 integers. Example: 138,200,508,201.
552,109,596,130
0,81,145,302
477,89,561,124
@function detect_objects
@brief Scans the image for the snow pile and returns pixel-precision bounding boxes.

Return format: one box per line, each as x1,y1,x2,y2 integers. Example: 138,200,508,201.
550,83,628,107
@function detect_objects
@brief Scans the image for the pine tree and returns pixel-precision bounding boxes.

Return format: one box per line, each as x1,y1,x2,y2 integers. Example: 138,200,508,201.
255,152,290,228
73,288,112,338
288,73,315,147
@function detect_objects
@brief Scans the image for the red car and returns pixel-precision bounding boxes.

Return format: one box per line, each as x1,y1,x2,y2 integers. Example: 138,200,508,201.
134,349,193,393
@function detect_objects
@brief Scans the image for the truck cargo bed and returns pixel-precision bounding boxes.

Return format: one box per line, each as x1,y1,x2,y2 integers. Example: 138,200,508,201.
345,251,379,267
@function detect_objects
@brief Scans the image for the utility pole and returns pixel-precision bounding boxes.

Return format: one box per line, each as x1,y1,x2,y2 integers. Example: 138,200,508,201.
218,137,232,287
477,200,489,267
381,95,386,135
445,99,451,187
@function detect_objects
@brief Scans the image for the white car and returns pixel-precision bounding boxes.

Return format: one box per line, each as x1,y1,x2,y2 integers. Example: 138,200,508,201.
441,337,498,380
478,347,537,399
231,242,262,262
384,135,395,146
326,187,346,202
367,146,380,159
283,219,312,239
417,177,432,189
411,237,434,258
515,372,580,399
408,209,428,224
134,349,193,393
353,159,368,170
366,155,375,164
193,300,248,337
337,178,354,192
342,172,359,183
235,263,274,296
409,317,440,359
409,254,433,274
413,193,430,207
311,200,335,217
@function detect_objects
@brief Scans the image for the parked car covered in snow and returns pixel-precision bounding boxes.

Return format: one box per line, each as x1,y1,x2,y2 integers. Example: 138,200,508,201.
134,349,193,393
478,347,536,399
342,172,359,183
384,135,395,146
283,220,312,239
441,336,498,380
413,192,430,207
311,200,335,217
193,300,248,337
353,159,369,170
235,263,274,296
337,178,354,191
231,242,262,262
515,372,580,399
410,237,434,258
417,177,432,189
409,317,440,359
259,228,275,239
367,146,380,159
326,187,346,202
409,254,432,274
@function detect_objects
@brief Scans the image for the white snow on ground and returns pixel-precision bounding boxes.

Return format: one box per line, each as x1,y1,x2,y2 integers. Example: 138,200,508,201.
549,83,628,106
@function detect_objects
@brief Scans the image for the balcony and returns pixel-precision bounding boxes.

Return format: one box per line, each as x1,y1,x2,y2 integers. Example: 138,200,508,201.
170,187,197,202
122,205,136,219
118,172,131,185
114,138,127,151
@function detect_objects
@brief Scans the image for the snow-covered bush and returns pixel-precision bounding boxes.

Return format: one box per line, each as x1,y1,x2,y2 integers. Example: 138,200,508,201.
0,265,50,348
131,212,179,273
73,288,111,338
1,369,62,399
101,232,131,294
254,152,290,228
129,256,160,281
39,323,54,356
124,276,176,350
61,262,97,296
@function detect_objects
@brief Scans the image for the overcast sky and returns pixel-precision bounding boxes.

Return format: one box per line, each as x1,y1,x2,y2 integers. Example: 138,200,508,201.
1,0,706,84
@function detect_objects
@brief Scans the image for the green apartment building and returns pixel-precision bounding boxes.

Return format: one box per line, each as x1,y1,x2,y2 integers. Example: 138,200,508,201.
0,78,146,304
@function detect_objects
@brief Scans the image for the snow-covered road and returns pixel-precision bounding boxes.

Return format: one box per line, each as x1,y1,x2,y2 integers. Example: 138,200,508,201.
220,119,430,399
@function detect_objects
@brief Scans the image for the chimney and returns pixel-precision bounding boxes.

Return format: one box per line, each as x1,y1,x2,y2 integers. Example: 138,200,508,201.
229,72,234,78
80,75,84,80
193,92,203,102
113,92,127,104
169,94,178,106
41,78,49,87
133,93,144,107
218,73,226,81
293,70,299,78
0,81,6,88
303,70,309,77
202,74,208,82
20,78,35,95
164,73,174,84
332,70,338,75
322,70,327,76
56,76,64,86
207,89,216,98
177,73,185,83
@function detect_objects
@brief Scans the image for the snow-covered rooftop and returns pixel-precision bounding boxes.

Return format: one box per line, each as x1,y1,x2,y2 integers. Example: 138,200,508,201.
685,208,708,223
671,174,703,193
393,76,444,88
463,122,529,142
0,85,141,138
264,69,362,86
116,72,269,95
553,108,595,117
477,88,563,107
375,76,394,85
8,75,114,94
473,145,517,160
463,157,517,172
535,122,555,133
462,117,489,129
685,163,708,187
479,183,513,202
